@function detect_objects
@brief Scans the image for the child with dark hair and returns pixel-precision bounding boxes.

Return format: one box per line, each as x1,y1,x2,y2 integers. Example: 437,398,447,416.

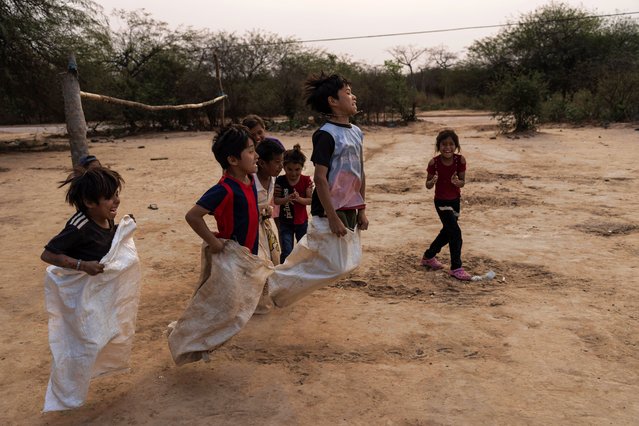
185,124,260,254
41,167,140,411
252,139,285,314
267,72,367,307
242,114,285,150
169,124,274,364
255,138,285,264
421,129,470,280
242,114,267,145
242,114,286,228
305,72,368,233
42,167,125,274
274,144,313,263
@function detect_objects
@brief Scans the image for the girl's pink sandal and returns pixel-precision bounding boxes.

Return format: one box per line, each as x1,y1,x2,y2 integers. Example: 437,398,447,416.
421,256,444,270
449,267,472,281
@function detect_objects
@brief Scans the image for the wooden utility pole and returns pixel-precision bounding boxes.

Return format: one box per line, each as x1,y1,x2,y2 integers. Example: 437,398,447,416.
61,54,89,167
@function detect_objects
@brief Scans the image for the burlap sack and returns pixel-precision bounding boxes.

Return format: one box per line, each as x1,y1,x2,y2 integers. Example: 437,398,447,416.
167,240,274,366
258,217,280,266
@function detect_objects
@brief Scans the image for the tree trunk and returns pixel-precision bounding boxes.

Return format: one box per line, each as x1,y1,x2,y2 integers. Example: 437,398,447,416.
61,55,88,167
214,53,225,127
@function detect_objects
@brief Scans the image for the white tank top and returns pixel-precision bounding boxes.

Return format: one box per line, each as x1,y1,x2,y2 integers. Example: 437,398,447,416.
320,122,365,210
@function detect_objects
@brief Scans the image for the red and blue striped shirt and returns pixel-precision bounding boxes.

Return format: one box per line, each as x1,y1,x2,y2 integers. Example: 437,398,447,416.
196,175,259,255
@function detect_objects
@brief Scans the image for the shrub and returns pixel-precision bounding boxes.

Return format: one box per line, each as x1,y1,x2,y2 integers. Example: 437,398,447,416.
541,90,596,123
491,73,546,132
595,71,639,122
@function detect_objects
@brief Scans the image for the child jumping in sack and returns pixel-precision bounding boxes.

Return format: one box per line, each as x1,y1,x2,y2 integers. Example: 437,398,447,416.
185,124,261,254
41,167,141,411
169,125,273,365
267,72,368,307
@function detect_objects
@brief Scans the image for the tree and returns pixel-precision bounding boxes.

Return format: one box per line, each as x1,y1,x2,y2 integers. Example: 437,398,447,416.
383,60,410,121
0,0,110,123
427,45,458,70
592,16,639,121
203,30,298,121
508,4,601,99
492,73,546,132
107,9,186,128
467,3,639,124
274,49,327,125
387,45,425,120
426,45,458,99
355,65,392,124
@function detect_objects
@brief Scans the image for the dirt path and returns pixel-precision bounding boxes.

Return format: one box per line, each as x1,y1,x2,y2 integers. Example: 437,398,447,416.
1,114,638,425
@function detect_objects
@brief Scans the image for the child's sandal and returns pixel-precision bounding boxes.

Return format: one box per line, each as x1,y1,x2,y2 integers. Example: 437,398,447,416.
421,256,444,270
449,267,472,281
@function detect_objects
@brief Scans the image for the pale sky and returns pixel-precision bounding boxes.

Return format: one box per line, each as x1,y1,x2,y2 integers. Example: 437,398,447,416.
95,0,638,65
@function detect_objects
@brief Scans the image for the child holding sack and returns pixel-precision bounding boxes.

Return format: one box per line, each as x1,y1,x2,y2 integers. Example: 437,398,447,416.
41,167,141,411
267,73,368,307
168,125,273,365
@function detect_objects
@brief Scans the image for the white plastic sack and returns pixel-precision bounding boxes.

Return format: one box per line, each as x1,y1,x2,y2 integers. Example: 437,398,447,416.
268,217,362,308
43,215,141,412
167,240,274,366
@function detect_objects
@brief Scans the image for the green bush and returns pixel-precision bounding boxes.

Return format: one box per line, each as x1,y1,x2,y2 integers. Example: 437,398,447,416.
566,90,596,122
541,90,596,123
541,94,568,122
491,73,546,132
595,71,639,122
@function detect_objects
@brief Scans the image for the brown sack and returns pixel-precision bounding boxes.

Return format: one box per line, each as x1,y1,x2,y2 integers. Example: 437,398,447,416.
168,240,273,366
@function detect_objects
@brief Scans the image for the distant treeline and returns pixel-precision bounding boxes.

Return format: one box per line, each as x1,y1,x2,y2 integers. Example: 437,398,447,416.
2,1,638,131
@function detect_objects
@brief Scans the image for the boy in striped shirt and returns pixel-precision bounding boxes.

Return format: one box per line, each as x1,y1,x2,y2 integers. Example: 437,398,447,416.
185,124,260,254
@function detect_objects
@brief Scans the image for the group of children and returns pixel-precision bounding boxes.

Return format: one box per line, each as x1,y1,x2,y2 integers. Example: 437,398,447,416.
234,114,315,265
40,72,471,411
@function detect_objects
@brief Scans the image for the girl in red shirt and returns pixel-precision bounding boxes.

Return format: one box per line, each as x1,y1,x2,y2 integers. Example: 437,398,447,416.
421,129,470,281
274,144,313,263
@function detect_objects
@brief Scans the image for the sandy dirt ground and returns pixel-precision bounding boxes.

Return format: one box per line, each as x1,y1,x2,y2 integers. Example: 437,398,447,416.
1,112,638,425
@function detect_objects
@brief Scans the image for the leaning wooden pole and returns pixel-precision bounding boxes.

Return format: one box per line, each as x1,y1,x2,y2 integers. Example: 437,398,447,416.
61,54,89,167
214,53,225,126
